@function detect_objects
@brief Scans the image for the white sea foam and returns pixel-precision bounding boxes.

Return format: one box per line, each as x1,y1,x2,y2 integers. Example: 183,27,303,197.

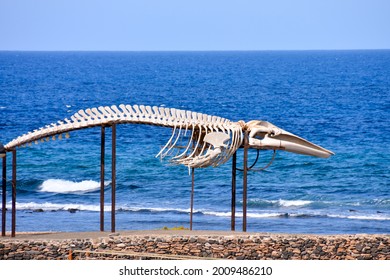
248,198,313,207
203,211,286,218
9,201,390,221
119,206,190,214
12,202,105,212
276,199,312,207
328,214,390,221
10,202,189,213
38,179,105,193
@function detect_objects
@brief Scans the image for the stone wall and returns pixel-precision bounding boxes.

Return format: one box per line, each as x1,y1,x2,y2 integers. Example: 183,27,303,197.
1,233,389,260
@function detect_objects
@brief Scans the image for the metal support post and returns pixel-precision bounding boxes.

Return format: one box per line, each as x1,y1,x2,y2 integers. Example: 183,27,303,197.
231,152,236,231
190,168,195,230
2,155,6,236
243,131,249,232
111,124,116,233
100,126,105,232
11,150,16,237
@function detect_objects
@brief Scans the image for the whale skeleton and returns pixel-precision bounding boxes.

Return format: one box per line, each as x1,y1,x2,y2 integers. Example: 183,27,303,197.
4,104,334,168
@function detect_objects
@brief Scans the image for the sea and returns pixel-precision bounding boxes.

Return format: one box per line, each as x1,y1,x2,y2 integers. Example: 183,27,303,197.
0,50,389,234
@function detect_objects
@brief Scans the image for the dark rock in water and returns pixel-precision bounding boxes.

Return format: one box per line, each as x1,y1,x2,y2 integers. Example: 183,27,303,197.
348,209,357,212
33,209,44,213
68,208,78,213
377,211,384,214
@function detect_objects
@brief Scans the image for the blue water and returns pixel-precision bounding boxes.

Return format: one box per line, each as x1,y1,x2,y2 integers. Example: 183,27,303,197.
0,51,389,234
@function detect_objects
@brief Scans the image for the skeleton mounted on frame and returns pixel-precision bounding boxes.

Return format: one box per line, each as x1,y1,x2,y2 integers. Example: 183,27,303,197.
4,104,334,168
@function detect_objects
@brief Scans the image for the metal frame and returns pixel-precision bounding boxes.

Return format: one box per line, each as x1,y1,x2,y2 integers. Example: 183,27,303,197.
100,126,105,232
190,168,195,230
1,124,275,237
11,150,16,237
1,155,6,236
111,124,116,233
231,152,236,231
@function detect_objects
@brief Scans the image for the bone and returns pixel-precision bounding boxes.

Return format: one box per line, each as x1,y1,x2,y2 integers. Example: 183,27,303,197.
104,106,117,120
170,108,178,125
139,105,150,122
70,115,79,124
97,106,112,121
133,105,142,119
175,124,204,164
152,106,160,117
158,107,167,124
4,104,241,166
111,105,123,118
85,108,101,124
119,104,129,117
91,107,104,120
187,147,223,168
150,106,163,125
191,112,197,122
179,110,186,120
156,124,178,158
196,113,203,123
186,110,192,121
171,124,195,160
202,114,208,123
161,123,183,158
125,105,138,121
145,106,156,123
165,108,173,124
195,126,210,157
78,109,94,125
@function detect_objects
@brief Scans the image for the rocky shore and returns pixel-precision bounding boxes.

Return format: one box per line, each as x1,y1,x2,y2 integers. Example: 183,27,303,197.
1,231,389,260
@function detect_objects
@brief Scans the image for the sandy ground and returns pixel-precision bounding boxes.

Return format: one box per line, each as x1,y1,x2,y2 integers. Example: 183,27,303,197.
1,230,384,241
0,230,260,240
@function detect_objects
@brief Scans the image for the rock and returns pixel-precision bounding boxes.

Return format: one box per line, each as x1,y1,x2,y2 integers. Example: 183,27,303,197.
292,248,301,254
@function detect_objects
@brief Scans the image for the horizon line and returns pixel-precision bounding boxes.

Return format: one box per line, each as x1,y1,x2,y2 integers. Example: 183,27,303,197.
1,48,389,52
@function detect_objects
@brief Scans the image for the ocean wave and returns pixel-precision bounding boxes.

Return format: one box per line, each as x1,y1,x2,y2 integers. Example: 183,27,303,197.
327,214,390,221
38,179,109,193
204,211,286,218
12,202,103,212
248,199,313,208
10,202,190,214
203,210,390,220
277,199,312,207
8,202,390,221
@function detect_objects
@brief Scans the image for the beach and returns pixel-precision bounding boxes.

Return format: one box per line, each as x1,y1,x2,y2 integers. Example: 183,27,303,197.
1,230,389,260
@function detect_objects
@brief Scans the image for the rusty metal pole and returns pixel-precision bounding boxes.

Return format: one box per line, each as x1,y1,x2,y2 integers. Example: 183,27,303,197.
231,152,236,231
100,126,105,232
2,155,6,236
11,150,16,237
243,131,249,232
190,168,195,230
111,124,116,233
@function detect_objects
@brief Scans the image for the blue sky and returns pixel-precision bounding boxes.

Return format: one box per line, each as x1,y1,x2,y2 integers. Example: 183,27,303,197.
0,0,389,51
